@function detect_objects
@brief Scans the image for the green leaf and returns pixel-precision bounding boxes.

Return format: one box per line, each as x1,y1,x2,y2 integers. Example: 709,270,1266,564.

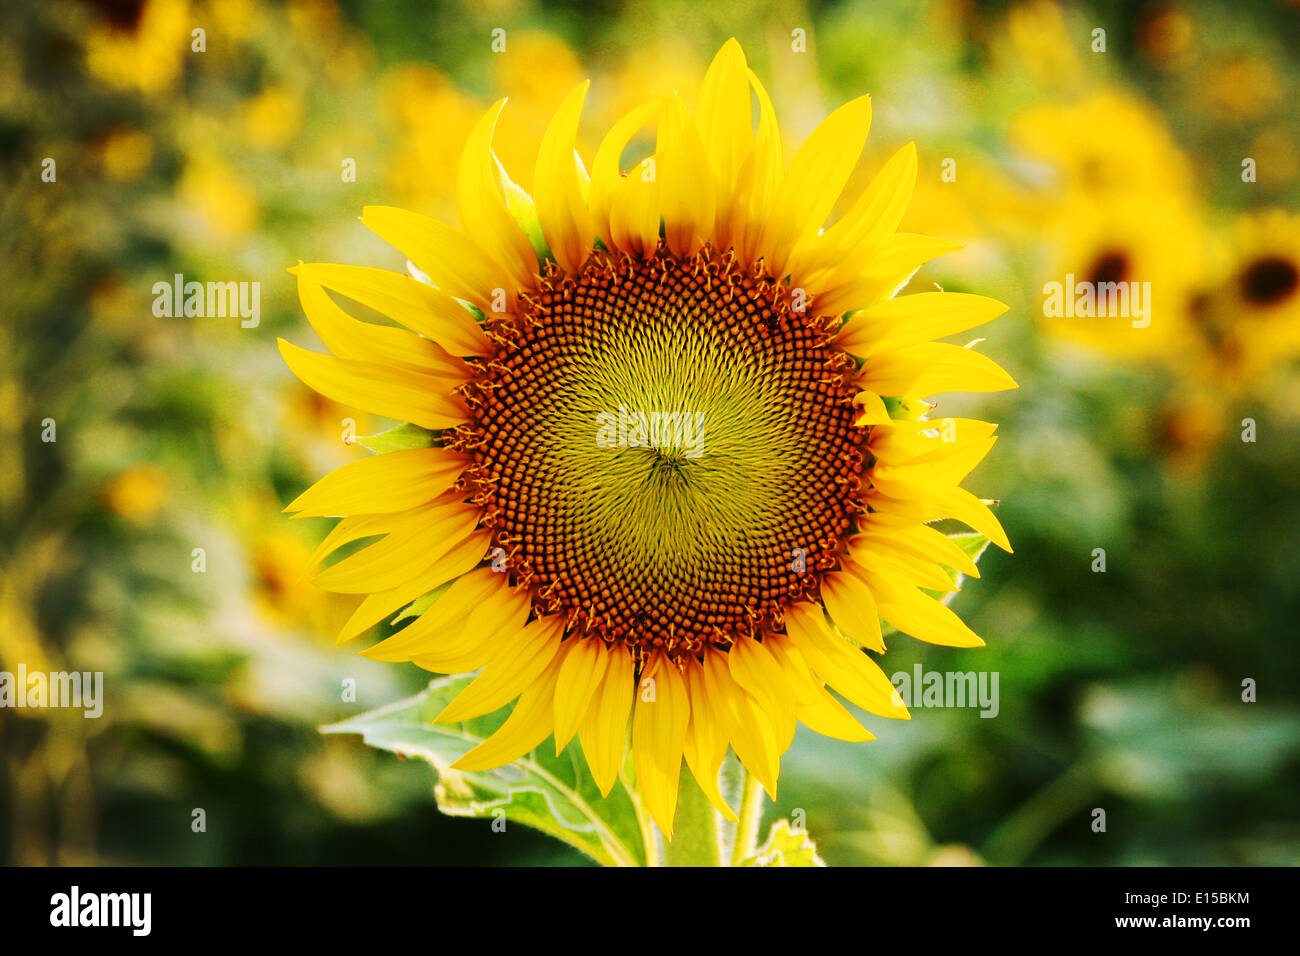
882,395,934,421
321,676,647,867
353,422,435,455
390,581,453,625
737,820,825,867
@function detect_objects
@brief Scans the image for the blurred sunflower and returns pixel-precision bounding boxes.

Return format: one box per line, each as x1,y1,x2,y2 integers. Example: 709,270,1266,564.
1186,211,1300,393
1039,194,1203,360
1011,89,1193,200
83,0,189,96
281,40,1015,837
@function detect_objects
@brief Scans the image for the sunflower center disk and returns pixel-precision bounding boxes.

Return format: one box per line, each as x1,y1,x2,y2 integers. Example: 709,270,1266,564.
453,248,864,662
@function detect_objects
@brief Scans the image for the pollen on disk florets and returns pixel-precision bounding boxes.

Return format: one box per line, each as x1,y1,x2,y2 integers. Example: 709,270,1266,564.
445,243,867,664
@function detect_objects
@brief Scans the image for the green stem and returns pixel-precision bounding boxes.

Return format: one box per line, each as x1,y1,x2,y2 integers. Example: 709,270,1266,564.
729,769,765,866
620,764,660,867
663,772,725,866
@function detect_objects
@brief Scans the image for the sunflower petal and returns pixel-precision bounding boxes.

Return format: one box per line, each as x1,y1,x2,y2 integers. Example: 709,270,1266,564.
632,654,691,837
336,529,491,642
285,447,466,518
435,615,564,722
553,636,610,752
657,93,715,258
681,659,738,821
760,95,872,273
457,99,539,288
361,205,514,316
451,662,560,771
297,262,491,357
534,81,596,274
839,292,1010,357
277,339,468,430
579,645,636,796
820,570,886,652
784,603,909,720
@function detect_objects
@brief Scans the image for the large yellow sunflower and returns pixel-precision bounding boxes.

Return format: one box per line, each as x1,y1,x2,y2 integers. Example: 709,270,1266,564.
280,40,1015,837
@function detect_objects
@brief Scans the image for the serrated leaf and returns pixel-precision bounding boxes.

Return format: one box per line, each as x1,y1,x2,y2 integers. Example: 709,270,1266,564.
353,422,436,455
737,820,825,867
322,676,646,867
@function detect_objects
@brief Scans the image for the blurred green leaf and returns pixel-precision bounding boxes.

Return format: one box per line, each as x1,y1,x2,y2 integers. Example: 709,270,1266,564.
321,676,646,866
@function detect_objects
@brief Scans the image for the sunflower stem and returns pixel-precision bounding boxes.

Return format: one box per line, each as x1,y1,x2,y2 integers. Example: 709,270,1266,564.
619,763,660,867
662,772,725,867
730,770,766,866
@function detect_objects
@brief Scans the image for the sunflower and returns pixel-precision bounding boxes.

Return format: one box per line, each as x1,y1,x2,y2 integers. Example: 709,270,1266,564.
280,40,1015,838
1185,211,1300,393
1039,193,1203,360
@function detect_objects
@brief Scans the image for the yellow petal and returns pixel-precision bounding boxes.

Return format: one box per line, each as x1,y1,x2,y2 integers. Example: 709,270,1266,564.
853,389,892,426
820,570,886,652
864,569,985,647
534,81,595,275
843,545,956,594
839,292,1009,357
291,265,470,376
285,447,466,518
759,95,872,273
784,603,908,720
435,615,564,722
360,568,508,661
813,234,964,315
457,99,539,289
694,39,751,240
657,93,715,258
406,586,532,673
681,659,738,821
277,339,468,430
705,652,780,798
632,654,690,838
859,341,1019,396
860,517,981,578
336,529,491,642
297,262,491,357
607,156,661,257
928,486,1013,552
590,100,663,255
734,69,783,263
802,141,918,273
552,636,609,752
579,644,635,796
304,512,400,573
313,502,480,593
361,205,514,317
767,636,873,742
451,661,560,771
727,636,797,750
